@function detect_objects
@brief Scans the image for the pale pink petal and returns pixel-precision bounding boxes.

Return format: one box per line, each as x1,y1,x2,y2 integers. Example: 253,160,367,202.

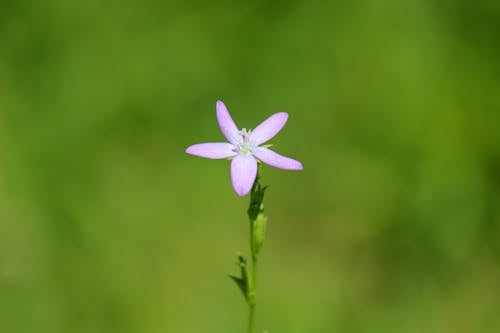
216,100,240,144
186,142,237,159
230,155,258,196
250,112,288,145
253,147,303,170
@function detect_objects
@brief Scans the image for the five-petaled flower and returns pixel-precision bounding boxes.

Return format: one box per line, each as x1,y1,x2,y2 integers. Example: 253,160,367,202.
186,100,303,196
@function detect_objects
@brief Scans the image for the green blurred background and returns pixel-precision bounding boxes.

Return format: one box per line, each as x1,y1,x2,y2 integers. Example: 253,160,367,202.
1,0,500,332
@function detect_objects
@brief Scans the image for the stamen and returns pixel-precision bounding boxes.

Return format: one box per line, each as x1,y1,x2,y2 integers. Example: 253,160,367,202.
236,128,255,155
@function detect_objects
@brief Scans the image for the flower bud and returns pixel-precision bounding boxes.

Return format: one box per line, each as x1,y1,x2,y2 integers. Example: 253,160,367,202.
252,206,267,256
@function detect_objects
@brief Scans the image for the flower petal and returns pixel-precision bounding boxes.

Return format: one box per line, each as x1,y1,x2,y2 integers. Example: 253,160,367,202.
253,147,303,170
250,112,288,145
216,100,240,144
230,155,258,196
186,142,237,159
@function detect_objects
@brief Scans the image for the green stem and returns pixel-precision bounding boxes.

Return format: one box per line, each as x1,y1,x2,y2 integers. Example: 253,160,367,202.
245,165,267,333
248,220,257,333
247,303,255,333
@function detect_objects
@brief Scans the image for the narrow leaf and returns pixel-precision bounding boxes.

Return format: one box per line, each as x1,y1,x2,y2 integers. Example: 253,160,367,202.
228,253,249,302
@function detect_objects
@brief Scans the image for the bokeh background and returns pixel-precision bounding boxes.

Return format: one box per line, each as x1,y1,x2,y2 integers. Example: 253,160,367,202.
1,0,500,332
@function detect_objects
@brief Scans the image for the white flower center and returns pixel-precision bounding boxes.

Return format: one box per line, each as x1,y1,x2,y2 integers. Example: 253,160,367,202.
234,128,255,156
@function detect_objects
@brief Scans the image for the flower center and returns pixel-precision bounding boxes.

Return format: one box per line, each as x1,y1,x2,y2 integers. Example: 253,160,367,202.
234,128,255,155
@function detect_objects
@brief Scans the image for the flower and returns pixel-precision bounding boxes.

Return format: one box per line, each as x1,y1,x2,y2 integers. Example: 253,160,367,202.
186,100,303,196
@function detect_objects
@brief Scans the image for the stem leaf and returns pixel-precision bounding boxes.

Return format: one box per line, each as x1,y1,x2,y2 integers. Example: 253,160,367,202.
229,253,249,302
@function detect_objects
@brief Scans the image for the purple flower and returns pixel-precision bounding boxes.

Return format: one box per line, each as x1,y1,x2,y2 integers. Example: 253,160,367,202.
186,100,303,196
